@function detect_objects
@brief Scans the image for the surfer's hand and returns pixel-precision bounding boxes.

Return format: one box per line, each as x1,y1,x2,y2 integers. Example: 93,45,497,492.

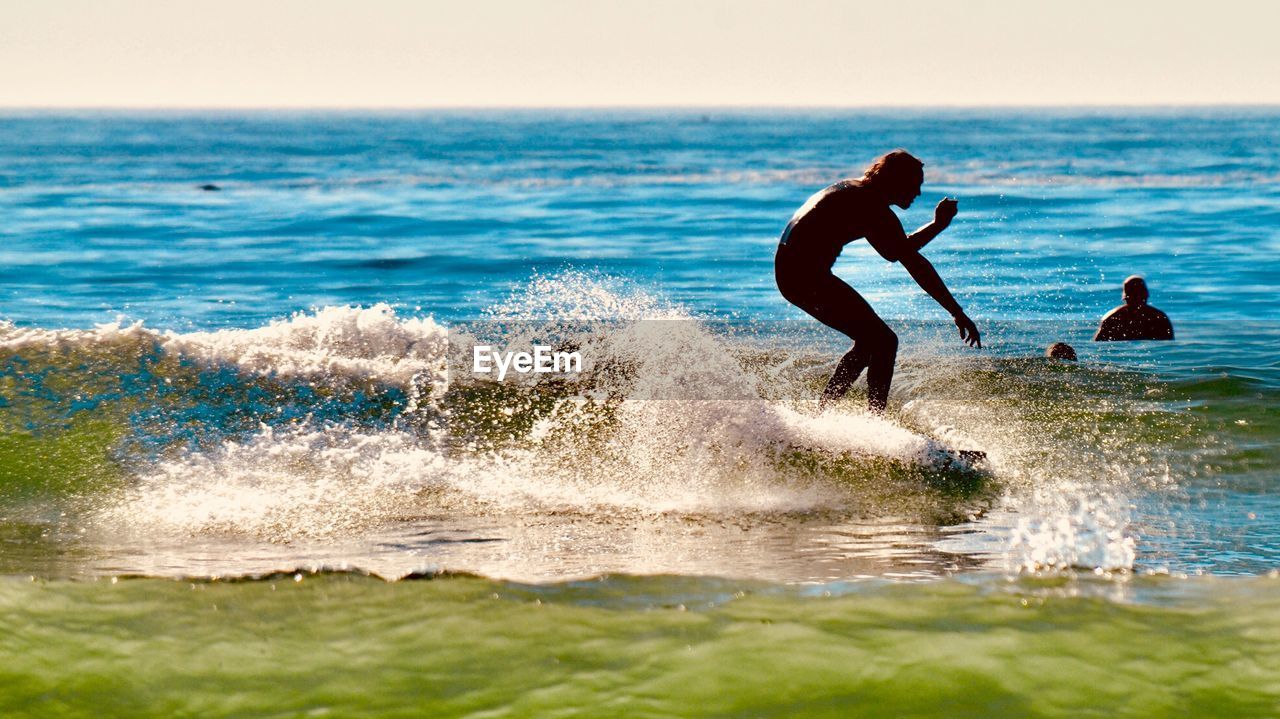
955,313,981,348
934,197,958,227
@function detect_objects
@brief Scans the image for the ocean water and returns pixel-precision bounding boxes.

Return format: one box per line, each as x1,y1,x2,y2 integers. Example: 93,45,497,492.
1,109,1278,716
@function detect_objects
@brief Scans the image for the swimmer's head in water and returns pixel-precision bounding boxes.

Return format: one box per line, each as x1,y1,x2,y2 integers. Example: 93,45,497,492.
1123,275,1150,305
862,150,924,209
1046,342,1078,361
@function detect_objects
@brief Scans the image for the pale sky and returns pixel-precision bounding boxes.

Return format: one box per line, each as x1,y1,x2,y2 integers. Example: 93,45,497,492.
2,0,1278,107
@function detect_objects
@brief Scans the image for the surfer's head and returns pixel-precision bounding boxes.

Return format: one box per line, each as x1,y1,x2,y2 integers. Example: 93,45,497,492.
1122,276,1149,306
862,150,924,209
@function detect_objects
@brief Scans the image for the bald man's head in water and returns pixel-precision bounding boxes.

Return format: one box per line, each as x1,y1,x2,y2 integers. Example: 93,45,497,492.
1123,275,1150,305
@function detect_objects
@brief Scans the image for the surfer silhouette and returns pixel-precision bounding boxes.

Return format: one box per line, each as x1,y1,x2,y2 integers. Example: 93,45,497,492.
1094,276,1174,341
775,150,980,414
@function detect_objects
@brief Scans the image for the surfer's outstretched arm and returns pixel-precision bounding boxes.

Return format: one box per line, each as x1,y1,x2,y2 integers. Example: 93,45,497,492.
899,250,981,348
904,198,958,252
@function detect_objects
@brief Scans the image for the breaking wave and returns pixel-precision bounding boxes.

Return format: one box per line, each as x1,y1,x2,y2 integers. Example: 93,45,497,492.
0,271,1216,575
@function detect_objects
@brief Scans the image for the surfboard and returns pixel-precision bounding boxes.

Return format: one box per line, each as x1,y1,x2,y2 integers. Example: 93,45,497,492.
931,447,987,471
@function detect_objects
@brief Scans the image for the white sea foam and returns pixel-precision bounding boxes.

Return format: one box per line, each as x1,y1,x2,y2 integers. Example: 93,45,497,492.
161,303,450,394
10,273,1157,575
900,376,1154,573
101,426,445,541
1007,487,1137,572
97,274,971,542
0,305,450,394
0,317,157,349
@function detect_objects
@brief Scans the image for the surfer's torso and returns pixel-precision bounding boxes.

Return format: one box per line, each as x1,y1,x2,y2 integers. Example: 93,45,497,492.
778,180,900,271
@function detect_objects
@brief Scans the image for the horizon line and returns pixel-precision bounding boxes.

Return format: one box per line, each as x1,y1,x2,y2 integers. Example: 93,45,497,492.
2,102,1279,113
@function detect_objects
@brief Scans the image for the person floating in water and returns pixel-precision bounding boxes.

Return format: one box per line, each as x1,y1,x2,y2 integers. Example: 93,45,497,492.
1094,275,1174,341
775,150,980,414
1046,342,1078,361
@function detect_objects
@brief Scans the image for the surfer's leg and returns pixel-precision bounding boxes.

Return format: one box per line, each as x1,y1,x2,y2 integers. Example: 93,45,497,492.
819,345,869,409
823,319,896,413
782,272,897,413
864,323,898,413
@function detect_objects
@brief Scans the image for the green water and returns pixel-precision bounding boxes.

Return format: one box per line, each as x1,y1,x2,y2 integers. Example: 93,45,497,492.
4,572,1279,718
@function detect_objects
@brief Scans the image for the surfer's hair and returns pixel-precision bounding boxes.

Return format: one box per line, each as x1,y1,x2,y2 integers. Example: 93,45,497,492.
861,150,924,188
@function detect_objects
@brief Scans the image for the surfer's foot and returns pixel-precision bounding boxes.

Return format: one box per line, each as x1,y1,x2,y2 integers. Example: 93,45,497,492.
817,389,845,413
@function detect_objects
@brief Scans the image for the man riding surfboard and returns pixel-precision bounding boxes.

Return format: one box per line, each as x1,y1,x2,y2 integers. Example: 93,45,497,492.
775,150,980,414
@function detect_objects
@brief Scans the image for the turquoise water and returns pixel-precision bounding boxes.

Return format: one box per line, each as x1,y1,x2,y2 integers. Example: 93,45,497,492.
1,109,1278,715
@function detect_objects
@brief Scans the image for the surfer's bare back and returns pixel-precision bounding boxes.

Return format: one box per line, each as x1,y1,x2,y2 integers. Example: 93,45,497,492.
775,150,980,414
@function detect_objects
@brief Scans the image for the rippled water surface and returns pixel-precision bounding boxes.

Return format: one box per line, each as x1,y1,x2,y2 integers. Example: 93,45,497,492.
1,110,1277,716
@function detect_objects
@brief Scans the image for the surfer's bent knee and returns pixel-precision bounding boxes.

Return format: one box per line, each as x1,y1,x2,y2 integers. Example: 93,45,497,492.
879,326,898,354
